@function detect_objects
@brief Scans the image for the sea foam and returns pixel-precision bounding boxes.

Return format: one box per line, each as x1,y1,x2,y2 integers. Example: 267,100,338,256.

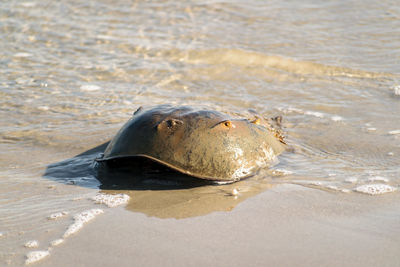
25,250,50,265
50,239,64,247
331,116,343,122
91,193,130,208
24,240,39,248
391,85,400,95
63,209,103,238
388,130,400,135
354,184,397,195
80,84,100,91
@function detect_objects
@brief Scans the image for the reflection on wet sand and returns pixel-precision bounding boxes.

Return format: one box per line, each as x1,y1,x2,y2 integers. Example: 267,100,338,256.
44,143,275,219
97,156,275,219
105,179,273,219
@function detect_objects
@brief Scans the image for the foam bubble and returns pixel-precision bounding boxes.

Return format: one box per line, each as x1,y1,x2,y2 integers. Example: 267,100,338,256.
0,232,4,238
47,211,68,220
354,184,397,195
388,130,400,135
24,240,39,248
25,250,50,265
38,106,49,111
14,52,32,58
80,84,100,91
391,85,400,95
305,111,324,118
367,127,377,131
331,116,343,122
63,209,103,238
92,193,130,208
50,239,64,247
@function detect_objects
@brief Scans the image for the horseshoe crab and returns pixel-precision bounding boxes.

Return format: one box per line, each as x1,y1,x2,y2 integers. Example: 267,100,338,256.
97,105,286,182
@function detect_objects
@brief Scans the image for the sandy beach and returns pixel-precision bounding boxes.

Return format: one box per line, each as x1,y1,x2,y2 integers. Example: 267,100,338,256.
35,184,400,267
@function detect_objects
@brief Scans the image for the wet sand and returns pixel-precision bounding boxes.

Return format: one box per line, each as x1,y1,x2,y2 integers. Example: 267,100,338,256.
38,184,400,267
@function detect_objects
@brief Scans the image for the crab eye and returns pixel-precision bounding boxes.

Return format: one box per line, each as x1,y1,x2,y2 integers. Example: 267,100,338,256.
212,120,236,129
221,120,235,129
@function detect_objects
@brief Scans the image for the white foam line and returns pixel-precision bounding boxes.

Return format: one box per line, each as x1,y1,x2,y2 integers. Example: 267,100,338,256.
388,130,400,135
25,250,50,265
14,52,33,58
25,209,104,265
354,184,397,195
91,193,130,208
80,84,100,91
304,111,325,118
63,209,104,238
50,239,64,247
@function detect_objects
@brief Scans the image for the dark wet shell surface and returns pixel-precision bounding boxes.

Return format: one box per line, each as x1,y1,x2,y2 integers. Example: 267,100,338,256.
101,105,286,181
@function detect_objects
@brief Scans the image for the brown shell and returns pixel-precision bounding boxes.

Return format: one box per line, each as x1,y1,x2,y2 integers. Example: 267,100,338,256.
100,105,286,181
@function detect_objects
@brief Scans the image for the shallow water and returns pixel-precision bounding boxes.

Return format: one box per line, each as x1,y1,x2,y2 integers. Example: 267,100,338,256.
1,0,400,265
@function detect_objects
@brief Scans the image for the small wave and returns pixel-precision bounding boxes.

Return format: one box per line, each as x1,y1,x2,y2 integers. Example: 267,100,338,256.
181,48,394,79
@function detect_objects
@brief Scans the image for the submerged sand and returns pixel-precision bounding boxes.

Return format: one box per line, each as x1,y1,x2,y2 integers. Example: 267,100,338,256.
37,184,400,267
